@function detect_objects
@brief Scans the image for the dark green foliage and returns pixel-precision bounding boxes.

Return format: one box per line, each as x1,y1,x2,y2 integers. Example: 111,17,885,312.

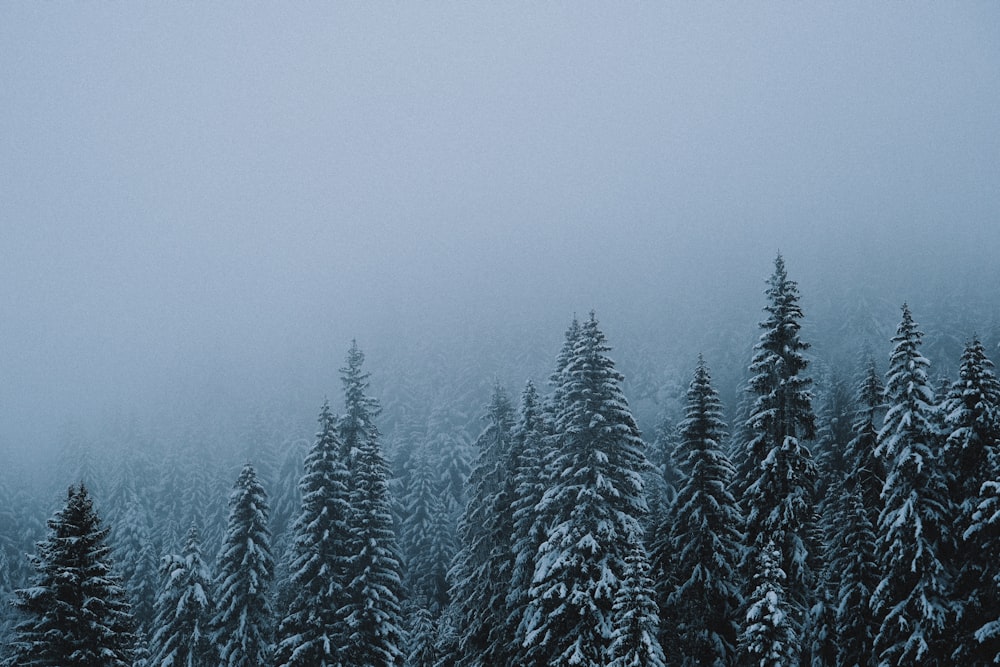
740,255,818,654
213,464,274,667
872,305,952,666
275,402,352,667
8,484,136,667
150,526,216,667
655,357,742,666
523,314,658,666
942,337,1000,663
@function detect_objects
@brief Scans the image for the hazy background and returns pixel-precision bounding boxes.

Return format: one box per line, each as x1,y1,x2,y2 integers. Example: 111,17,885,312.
2,3,999,472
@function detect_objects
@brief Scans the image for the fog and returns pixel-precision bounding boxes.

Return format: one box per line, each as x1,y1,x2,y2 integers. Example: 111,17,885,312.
2,3,999,472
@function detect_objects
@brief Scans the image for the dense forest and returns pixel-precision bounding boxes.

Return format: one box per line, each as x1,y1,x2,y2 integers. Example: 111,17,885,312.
2,254,999,666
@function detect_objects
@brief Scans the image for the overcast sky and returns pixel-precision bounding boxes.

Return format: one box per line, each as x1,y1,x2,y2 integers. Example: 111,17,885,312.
2,3,999,453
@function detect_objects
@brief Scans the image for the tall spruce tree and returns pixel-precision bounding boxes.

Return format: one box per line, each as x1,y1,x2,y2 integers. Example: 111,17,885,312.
506,380,551,667
655,356,742,666
212,463,274,667
275,401,352,667
149,526,217,667
739,254,818,659
450,383,517,666
7,484,135,667
338,342,406,667
522,313,660,666
825,357,884,667
871,305,952,666
942,336,1000,663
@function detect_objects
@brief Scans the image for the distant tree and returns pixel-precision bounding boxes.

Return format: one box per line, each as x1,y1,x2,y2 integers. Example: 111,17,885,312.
275,402,352,667
871,305,952,666
212,464,274,667
338,341,406,667
655,357,742,666
941,336,1000,663
401,444,454,613
522,313,659,666
506,380,551,667
149,526,216,667
739,254,818,659
448,384,519,666
7,484,136,667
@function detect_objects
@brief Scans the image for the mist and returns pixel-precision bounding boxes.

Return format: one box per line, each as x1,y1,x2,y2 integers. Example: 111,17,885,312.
2,3,999,471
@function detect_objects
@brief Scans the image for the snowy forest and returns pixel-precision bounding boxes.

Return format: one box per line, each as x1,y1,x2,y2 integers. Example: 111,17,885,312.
2,254,1000,666
4,3,1000,666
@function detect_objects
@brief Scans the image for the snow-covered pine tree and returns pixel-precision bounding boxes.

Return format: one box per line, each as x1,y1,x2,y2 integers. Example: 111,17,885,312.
942,336,1000,663
110,476,159,636
405,601,439,667
655,356,742,666
7,484,135,667
212,463,274,667
506,380,551,667
401,444,454,613
522,313,656,666
275,401,352,667
871,305,952,666
738,539,798,667
338,342,406,667
449,383,517,667
823,356,884,667
609,543,667,667
845,355,887,529
829,480,878,667
739,254,818,658
149,525,217,667
970,473,1000,662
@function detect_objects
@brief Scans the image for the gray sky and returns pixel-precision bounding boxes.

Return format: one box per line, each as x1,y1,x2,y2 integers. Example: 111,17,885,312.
2,3,999,454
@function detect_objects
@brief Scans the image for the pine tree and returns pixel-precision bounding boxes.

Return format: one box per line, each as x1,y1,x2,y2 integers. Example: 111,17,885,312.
7,484,135,667
942,336,1000,663
405,601,439,667
739,254,818,657
829,481,878,667
338,342,406,667
149,526,217,667
401,444,454,613
275,401,352,667
824,357,884,667
738,540,798,667
212,463,274,667
506,380,551,667
656,356,742,666
523,313,658,666
609,546,667,667
450,384,517,666
871,305,952,666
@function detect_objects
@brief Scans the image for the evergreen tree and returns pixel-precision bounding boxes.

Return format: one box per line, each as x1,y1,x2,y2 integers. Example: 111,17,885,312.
656,356,742,666
871,305,952,666
212,463,274,667
338,342,406,667
401,444,454,613
450,384,517,666
149,526,216,667
738,540,798,667
846,356,887,528
829,480,878,667
275,401,352,667
405,602,439,667
523,313,658,666
7,484,135,667
739,254,818,657
609,546,667,667
506,380,551,667
942,336,1000,663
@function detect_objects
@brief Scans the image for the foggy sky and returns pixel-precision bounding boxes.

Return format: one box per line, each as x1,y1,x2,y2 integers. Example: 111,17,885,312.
2,3,999,456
